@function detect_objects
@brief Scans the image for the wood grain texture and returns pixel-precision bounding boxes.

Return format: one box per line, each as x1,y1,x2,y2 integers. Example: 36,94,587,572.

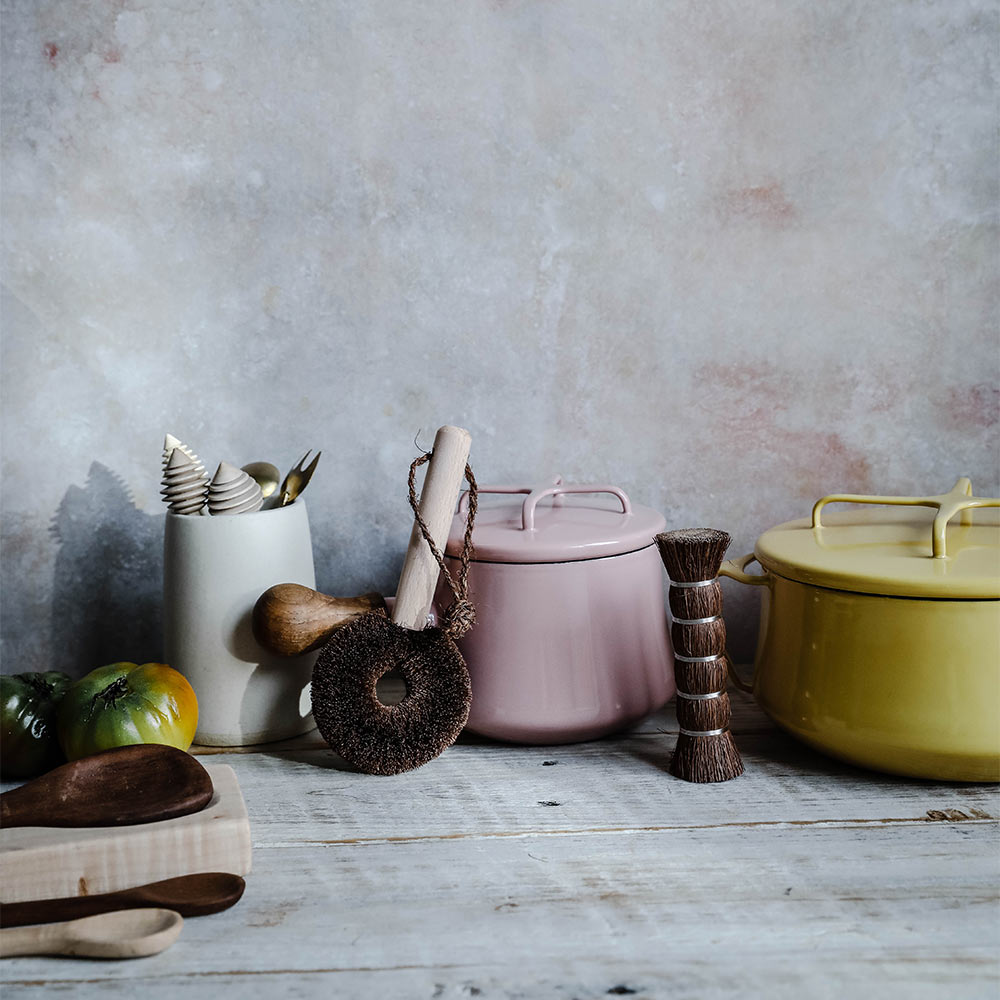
0,766,252,903
1,697,997,997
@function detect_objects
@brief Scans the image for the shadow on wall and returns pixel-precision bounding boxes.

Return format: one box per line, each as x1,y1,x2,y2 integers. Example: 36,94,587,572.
49,462,164,677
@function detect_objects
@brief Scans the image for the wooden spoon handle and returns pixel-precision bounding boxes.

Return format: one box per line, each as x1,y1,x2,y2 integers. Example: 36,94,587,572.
392,426,472,631
0,873,246,928
252,585,386,656
0,921,66,957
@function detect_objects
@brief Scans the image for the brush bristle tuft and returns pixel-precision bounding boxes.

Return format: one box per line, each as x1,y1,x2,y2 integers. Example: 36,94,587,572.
670,731,744,783
655,529,732,582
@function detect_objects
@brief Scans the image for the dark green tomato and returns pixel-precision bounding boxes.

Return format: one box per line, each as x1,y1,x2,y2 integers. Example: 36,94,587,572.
1,672,72,780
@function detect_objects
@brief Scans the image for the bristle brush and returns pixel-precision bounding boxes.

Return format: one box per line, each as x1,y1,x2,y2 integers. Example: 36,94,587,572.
655,528,744,783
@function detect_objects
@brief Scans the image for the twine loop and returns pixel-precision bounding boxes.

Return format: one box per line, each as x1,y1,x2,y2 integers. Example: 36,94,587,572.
407,452,478,639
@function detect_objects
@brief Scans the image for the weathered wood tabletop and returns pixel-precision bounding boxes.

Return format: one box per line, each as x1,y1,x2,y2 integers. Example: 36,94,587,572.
2,689,998,999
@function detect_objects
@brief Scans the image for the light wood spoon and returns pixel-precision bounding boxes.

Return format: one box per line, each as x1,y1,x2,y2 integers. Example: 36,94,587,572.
0,908,183,959
253,583,386,656
0,744,214,828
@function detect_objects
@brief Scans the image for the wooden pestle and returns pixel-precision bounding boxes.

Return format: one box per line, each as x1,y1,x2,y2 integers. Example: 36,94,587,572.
252,584,386,657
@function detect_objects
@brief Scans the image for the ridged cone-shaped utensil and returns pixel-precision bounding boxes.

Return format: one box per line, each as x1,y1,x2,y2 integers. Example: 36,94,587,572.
208,462,263,515
161,447,209,515
162,433,204,473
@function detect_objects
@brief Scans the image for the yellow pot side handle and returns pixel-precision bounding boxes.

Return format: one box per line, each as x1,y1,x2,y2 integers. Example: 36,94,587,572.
723,651,753,696
717,555,770,694
719,553,770,586
811,477,1000,560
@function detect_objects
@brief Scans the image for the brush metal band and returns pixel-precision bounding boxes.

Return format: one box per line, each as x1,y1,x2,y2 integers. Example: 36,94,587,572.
671,614,722,626
673,652,724,663
679,726,729,737
676,690,724,701
669,578,716,589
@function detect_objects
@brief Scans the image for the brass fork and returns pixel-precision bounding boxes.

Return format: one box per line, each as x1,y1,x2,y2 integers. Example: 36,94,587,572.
278,450,321,506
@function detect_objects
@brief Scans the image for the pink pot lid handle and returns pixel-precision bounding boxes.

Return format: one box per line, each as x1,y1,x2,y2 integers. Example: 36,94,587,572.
521,484,631,531
449,478,664,563
458,476,565,513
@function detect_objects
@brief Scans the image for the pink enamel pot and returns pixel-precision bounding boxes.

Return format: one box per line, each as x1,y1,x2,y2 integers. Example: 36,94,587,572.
435,481,674,744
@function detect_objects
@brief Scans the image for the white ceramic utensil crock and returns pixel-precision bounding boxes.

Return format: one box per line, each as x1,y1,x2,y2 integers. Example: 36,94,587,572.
163,502,317,745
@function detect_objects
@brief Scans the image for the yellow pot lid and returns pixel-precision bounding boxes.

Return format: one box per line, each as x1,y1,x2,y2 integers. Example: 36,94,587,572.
755,478,1000,599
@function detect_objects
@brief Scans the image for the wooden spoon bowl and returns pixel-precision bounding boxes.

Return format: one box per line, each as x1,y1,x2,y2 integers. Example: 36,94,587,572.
0,908,183,959
0,744,214,829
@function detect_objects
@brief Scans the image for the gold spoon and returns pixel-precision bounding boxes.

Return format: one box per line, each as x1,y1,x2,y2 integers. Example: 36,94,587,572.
278,450,321,506
0,908,183,959
242,462,281,499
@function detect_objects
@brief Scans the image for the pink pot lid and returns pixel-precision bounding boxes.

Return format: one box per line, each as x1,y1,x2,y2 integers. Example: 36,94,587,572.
444,480,666,563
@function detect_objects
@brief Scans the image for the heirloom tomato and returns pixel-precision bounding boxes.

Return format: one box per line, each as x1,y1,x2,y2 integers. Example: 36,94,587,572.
57,662,198,761
1,671,72,779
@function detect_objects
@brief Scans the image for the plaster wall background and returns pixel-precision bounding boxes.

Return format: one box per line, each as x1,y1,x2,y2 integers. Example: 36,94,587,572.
2,0,997,676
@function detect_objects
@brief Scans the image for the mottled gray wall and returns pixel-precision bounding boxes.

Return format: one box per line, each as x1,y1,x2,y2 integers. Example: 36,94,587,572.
2,1,997,676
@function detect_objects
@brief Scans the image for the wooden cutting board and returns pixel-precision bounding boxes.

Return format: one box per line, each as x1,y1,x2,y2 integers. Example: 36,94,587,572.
0,764,251,904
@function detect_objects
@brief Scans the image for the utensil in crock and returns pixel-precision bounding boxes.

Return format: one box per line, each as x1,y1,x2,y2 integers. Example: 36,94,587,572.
242,462,281,499
278,450,321,507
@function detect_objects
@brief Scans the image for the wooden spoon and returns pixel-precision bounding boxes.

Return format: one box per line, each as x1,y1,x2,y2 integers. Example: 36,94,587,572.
0,744,214,829
253,584,387,656
0,908,183,959
0,873,245,928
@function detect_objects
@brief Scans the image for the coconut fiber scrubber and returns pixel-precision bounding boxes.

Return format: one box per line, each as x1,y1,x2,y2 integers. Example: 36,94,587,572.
655,528,744,783
311,426,478,775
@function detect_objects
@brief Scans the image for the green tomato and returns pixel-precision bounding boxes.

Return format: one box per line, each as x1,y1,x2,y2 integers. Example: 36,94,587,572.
1,671,72,780
57,662,199,762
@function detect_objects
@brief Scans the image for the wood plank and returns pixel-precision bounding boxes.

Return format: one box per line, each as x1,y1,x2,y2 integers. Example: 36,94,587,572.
215,731,1000,847
1,822,996,997
187,684,775,755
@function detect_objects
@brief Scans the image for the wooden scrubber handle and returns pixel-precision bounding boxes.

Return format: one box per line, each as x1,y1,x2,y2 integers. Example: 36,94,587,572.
252,584,387,656
392,425,472,631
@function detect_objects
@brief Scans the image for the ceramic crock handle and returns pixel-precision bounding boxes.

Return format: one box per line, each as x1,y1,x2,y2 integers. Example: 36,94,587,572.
717,554,770,694
521,485,630,531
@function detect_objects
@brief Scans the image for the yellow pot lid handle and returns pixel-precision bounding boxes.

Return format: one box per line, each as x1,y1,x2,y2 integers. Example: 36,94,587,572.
812,478,1000,559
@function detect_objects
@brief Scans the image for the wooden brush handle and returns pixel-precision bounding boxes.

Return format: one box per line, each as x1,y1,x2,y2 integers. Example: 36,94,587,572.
670,589,731,734
392,425,472,631
252,584,386,656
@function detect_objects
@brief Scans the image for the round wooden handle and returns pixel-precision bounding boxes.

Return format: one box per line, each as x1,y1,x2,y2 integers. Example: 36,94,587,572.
392,425,472,630
252,584,387,656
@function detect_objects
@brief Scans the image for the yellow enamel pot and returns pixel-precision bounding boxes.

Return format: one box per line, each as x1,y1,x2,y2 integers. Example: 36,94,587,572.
720,479,1000,782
